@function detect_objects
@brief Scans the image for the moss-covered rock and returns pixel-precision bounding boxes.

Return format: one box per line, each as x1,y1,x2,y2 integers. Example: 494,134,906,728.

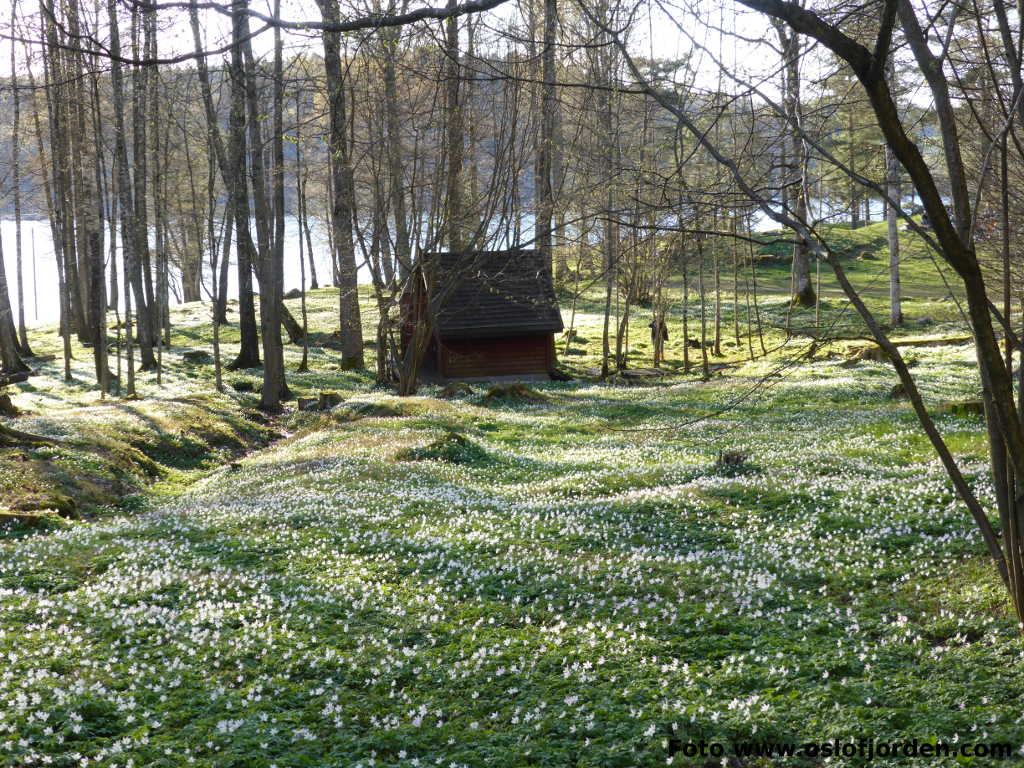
395,431,492,465
482,382,548,403
439,381,474,399
334,400,405,421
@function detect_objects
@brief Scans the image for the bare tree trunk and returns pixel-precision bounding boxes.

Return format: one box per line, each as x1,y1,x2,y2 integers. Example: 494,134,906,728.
886,67,902,327
39,31,73,381
382,21,411,277
0,237,29,374
148,17,166,385
444,0,466,251
206,126,224,393
107,0,137,394
297,113,310,373
774,21,814,307
697,235,710,379
84,93,107,393
294,89,319,292
65,0,107,386
41,10,86,357
732,217,740,346
259,0,289,410
713,229,722,356
849,108,860,229
127,7,156,369
66,0,92,349
747,218,766,356
535,0,557,270
226,0,261,370
601,187,614,379
682,241,689,374
10,17,33,360
317,0,365,369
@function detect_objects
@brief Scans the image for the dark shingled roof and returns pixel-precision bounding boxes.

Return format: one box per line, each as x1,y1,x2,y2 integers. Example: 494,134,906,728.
425,249,564,340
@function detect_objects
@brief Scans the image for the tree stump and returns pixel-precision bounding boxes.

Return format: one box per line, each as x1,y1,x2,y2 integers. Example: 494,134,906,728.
297,397,320,412
0,394,19,417
319,391,343,410
0,371,30,387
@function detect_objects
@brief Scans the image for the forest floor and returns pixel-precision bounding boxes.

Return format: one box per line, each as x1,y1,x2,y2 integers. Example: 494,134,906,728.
2,225,1022,767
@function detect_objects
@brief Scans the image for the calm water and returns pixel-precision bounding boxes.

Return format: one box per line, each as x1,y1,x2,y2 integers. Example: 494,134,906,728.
0,217,373,328
2,201,894,328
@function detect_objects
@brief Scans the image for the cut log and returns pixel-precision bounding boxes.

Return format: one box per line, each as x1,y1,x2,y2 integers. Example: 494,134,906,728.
894,335,974,348
850,335,978,363
941,400,985,417
0,370,30,387
0,423,56,447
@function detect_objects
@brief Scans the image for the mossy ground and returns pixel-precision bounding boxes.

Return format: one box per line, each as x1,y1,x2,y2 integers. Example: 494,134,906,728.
1,227,1018,767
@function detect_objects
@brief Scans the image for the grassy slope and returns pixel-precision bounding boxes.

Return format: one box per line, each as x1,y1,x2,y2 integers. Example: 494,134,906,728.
1,232,1021,767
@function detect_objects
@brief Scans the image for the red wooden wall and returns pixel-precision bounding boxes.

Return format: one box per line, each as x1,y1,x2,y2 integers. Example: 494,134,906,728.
438,336,554,379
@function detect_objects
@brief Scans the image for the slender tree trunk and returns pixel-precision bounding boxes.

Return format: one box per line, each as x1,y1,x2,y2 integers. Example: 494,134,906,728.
316,0,364,369
536,0,557,270
10,23,33,360
886,65,902,327
259,0,289,410
0,236,29,374
65,0,107,385
682,243,689,374
297,95,310,373
444,0,465,251
226,0,261,370
205,123,224,393
148,20,166,385
747,220,766,356
713,229,722,356
849,108,860,229
775,22,814,307
601,188,614,379
382,23,411,277
128,7,156,368
698,235,710,379
732,218,740,346
107,0,137,394
294,91,319,293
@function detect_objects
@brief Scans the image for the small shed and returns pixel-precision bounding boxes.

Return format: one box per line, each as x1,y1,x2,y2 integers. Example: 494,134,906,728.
400,249,564,380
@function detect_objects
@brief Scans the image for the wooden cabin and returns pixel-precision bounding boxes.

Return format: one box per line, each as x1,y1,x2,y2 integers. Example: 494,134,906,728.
400,249,564,381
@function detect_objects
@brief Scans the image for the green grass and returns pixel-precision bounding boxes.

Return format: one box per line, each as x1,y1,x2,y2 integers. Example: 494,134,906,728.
0,239,1019,767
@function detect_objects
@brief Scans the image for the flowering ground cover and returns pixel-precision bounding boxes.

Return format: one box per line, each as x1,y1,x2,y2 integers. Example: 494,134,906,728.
2,242,1021,767
3,316,1022,766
